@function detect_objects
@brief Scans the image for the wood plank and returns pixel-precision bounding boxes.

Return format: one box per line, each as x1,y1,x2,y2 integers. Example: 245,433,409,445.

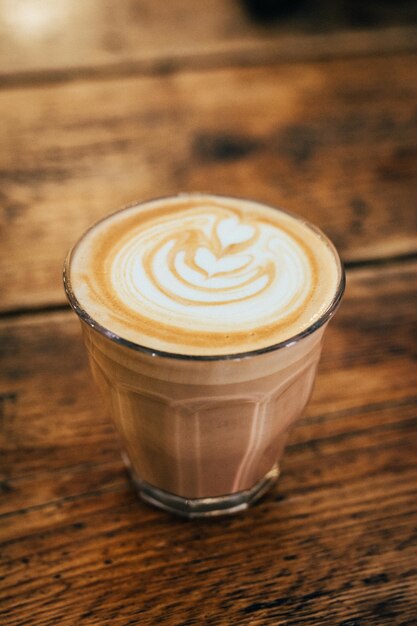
1,53,417,312
1,261,416,482
0,0,416,81
0,488,416,625
1,263,416,624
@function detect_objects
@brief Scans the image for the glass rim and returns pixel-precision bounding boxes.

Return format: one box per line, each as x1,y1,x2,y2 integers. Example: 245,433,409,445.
63,193,346,362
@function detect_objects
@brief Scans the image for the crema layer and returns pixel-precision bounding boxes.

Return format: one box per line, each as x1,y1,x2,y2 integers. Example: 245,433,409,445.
68,194,341,356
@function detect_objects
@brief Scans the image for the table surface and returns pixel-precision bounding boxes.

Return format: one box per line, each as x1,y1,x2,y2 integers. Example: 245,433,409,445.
1,2,417,624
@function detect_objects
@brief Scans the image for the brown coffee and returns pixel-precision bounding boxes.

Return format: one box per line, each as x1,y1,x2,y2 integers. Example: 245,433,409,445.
64,194,344,516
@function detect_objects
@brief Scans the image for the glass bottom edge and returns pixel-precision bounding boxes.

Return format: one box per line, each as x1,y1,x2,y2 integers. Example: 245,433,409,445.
127,464,280,519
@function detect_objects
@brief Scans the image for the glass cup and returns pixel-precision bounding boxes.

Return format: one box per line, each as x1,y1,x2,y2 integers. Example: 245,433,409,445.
64,200,345,518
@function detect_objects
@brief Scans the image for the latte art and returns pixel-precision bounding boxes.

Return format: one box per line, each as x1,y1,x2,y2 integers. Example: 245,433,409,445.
68,195,340,355
113,210,310,321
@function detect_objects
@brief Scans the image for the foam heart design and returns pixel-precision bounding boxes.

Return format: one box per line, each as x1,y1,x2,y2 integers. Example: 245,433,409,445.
195,247,251,276
217,217,255,249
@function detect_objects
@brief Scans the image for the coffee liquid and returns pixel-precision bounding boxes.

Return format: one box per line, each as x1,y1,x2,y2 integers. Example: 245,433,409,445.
65,195,343,507
69,194,339,356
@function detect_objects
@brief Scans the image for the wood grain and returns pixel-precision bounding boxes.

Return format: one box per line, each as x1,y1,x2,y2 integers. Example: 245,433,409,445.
1,262,416,625
0,0,416,82
1,53,416,312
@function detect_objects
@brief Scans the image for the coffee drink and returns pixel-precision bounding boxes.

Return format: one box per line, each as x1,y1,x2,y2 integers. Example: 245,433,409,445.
64,194,344,516
68,194,339,356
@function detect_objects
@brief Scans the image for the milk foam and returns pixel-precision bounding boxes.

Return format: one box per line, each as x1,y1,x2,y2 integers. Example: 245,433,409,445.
68,195,341,355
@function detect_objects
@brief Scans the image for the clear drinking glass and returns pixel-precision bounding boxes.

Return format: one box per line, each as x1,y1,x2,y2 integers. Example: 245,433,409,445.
64,199,345,518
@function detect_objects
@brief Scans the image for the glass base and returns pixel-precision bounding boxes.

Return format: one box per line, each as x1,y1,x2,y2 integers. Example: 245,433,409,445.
127,464,280,519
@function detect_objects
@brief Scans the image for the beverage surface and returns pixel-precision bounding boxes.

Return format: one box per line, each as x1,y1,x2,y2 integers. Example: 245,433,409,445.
68,194,341,356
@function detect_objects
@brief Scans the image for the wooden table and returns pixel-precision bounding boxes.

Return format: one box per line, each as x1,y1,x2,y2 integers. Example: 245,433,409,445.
1,2,417,624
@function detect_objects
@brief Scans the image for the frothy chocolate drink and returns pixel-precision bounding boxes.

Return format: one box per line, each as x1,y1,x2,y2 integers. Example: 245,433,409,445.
65,194,344,516
69,194,339,356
